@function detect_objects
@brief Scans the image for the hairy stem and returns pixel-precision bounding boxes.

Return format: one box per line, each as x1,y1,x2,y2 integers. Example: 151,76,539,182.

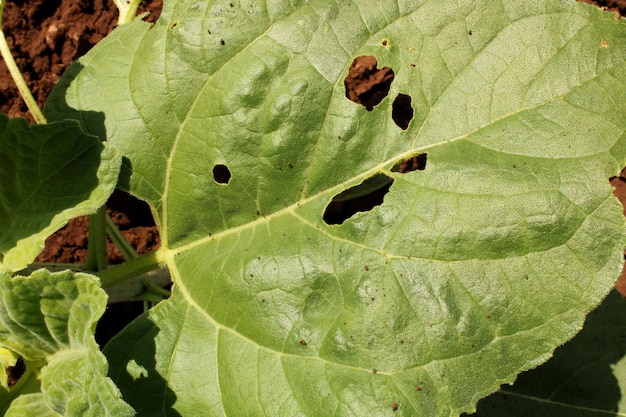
85,207,108,271
106,214,139,260
114,0,142,25
97,249,168,289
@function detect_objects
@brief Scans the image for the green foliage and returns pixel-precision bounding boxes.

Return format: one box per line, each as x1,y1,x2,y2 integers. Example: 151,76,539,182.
0,270,133,416
0,115,120,272
0,0,626,415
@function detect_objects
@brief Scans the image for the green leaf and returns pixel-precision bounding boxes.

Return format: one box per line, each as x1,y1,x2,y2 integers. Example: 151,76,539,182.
0,115,121,272
471,290,626,416
0,270,134,416
47,0,626,415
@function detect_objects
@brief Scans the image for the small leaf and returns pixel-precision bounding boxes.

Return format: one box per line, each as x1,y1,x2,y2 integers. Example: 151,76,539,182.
0,270,134,416
0,115,121,272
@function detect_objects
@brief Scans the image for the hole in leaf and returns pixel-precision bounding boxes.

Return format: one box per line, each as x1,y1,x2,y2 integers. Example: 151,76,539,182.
344,55,395,111
392,93,414,130
392,153,427,173
323,173,393,225
6,357,25,388
213,164,231,184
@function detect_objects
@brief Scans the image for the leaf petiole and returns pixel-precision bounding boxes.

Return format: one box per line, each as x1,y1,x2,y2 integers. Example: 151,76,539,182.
85,206,108,272
105,214,139,260
113,0,142,25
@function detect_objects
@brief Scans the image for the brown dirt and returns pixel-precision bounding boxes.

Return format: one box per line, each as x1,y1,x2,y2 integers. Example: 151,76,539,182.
344,55,395,111
578,0,626,15
0,0,162,120
35,190,161,265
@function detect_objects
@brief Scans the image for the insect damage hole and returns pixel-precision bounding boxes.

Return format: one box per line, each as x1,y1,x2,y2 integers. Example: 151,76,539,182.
344,55,395,111
392,153,427,173
212,164,232,184
323,173,393,225
392,93,414,130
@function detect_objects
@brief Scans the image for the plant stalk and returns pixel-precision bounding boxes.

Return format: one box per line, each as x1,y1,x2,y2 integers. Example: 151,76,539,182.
114,0,142,25
85,207,108,271
97,249,168,289
105,214,139,260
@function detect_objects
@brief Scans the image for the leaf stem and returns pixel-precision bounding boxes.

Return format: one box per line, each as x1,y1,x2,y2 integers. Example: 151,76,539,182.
85,207,108,271
113,0,142,25
0,1,46,124
97,248,168,289
105,214,139,260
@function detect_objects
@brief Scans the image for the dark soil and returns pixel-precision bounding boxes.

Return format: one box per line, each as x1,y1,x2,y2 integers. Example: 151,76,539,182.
0,0,162,120
35,189,161,265
579,0,626,14
0,0,625,351
344,55,395,111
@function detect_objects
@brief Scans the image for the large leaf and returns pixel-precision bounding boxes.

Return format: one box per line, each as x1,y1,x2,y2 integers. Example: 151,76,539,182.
0,115,121,272
0,270,134,416
47,0,626,415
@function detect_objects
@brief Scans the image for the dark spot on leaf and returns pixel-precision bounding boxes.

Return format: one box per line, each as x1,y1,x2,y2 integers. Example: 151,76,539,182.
372,368,377,374
323,173,393,225
299,339,307,345
392,93,414,130
212,164,231,184
468,29,473,35
392,153,427,173
344,55,394,111
381,39,388,46
170,22,178,30
364,265,369,271
391,403,398,411
219,38,225,45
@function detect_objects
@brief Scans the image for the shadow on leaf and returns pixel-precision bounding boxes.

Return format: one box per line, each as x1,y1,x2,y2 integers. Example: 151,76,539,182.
468,290,626,416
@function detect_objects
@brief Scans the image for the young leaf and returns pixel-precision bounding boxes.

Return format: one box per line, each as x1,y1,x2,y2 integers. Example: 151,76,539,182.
0,115,121,272
47,0,626,415
0,269,134,416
